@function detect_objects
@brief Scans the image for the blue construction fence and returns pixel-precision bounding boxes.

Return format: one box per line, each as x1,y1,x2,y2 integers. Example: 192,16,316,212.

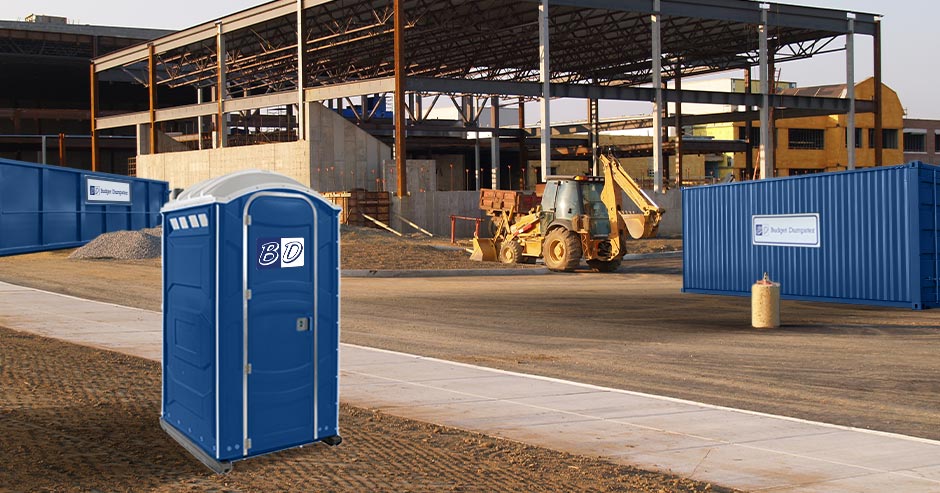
0,158,169,256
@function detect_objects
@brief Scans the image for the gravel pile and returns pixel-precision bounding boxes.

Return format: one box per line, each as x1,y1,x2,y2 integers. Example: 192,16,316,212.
69,228,162,260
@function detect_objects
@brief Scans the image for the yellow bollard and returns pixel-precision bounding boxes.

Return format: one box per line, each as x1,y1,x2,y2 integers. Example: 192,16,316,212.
752,272,781,329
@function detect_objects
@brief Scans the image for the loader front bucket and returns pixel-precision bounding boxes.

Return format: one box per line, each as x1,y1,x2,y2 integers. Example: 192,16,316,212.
470,238,498,262
621,213,660,239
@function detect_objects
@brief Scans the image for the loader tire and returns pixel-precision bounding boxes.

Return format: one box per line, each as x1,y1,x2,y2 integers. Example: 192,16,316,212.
499,239,524,264
542,228,582,272
587,258,622,273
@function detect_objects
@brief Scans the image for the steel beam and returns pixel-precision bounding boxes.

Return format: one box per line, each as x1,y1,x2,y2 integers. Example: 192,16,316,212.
404,77,856,112
94,0,328,72
539,0,551,183
394,0,407,197
536,0,880,35
846,15,856,170
305,78,396,102
651,1,663,193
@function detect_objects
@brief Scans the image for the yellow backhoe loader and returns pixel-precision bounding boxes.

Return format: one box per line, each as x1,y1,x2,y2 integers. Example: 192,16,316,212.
472,153,665,272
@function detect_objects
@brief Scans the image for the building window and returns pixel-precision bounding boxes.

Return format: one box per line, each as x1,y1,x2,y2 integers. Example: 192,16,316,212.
935,133,940,153
904,132,926,153
845,128,863,148
868,129,899,149
737,126,760,147
788,129,825,150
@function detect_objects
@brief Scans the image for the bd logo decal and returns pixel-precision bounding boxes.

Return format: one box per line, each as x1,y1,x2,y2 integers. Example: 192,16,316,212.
89,186,100,196
257,237,305,269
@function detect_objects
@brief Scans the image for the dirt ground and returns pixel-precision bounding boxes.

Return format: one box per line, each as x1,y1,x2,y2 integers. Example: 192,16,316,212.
1,250,937,443
342,225,682,271
0,326,731,493
338,262,940,442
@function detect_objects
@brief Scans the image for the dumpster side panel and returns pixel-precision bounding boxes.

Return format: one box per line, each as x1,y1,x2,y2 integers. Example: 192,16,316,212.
0,163,42,252
919,165,940,307
683,164,936,308
162,205,217,457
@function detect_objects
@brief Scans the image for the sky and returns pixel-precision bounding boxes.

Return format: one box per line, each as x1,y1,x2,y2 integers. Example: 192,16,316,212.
0,0,933,119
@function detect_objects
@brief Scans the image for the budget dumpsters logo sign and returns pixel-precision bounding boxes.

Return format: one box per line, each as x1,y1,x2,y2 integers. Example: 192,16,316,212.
257,237,305,268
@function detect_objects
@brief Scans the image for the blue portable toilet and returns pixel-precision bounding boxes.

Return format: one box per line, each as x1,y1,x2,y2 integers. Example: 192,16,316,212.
160,170,342,473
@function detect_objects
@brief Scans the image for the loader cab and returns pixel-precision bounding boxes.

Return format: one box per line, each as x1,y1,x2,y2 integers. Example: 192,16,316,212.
540,176,611,238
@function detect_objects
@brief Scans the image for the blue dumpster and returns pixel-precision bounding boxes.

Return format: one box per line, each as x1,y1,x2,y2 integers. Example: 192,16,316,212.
0,158,168,256
160,170,342,473
683,162,939,309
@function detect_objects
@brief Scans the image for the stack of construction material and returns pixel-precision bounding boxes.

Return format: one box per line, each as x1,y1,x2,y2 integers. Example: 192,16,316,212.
324,189,390,228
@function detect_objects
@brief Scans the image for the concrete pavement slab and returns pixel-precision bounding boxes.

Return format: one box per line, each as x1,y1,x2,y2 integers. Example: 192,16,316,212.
2,280,940,492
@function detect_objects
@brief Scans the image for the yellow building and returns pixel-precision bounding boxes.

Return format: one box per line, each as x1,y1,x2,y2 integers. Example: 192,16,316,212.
694,77,904,178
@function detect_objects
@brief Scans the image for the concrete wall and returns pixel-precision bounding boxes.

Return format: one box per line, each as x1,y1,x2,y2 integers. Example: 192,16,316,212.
137,141,309,190
650,188,681,237
390,159,480,237
308,102,391,192
136,102,393,193
393,191,480,238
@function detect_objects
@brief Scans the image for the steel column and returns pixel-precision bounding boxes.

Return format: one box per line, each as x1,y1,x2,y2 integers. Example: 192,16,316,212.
674,65,683,188
744,68,753,180
769,38,777,174
758,6,772,180
474,129,481,191
90,63,99,171
518,98,528,190
490,96,500,188
394,0,408,197
846,15,856,170
873,17,883,167
538,0,551,182
216,23,228,149
58,133,66,165
148,44,157,155
651,1,663,192
296,0,306,140
197,88,204,150
589,98,599,175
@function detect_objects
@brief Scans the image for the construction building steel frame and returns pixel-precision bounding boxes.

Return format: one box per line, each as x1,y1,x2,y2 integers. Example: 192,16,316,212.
91,0,882,195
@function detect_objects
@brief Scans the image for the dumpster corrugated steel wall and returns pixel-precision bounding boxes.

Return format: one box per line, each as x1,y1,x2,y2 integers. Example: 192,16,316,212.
0,158,168,256
682,162,939,309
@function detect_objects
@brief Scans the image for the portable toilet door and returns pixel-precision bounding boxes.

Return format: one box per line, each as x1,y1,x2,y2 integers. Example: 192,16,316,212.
161,170,341,474
244,191,320,455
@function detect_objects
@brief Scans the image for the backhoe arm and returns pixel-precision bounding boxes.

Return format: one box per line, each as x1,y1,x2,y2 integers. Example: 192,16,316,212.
599,153,665,240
